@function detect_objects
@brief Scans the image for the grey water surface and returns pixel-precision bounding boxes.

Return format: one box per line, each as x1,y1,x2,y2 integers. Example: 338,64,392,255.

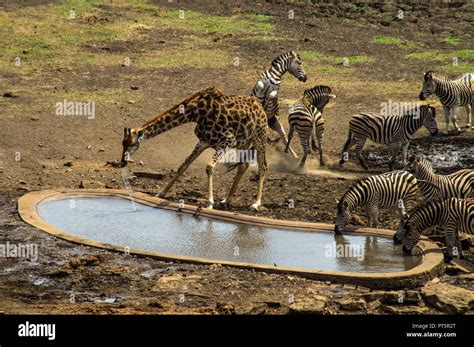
37,197,421,273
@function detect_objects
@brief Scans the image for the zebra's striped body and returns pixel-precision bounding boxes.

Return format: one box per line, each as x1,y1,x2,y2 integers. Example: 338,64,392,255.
252,51,307,158
419,71,474,133
408,155,474,199
286,85,336,167
339,105,438,170
335,170,419,234
399,198,473,258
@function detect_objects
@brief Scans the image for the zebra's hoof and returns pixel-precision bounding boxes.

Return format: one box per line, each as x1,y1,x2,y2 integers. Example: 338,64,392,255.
320,161,325,167
338,159,345,166
464,123,471,128
218,200,229,209
158,192,167,198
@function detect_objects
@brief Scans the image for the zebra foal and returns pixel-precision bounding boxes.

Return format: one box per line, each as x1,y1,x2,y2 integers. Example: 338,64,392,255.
286,85,336,167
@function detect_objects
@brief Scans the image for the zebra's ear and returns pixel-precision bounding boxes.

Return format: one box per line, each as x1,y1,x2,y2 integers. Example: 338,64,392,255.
124,127,131,136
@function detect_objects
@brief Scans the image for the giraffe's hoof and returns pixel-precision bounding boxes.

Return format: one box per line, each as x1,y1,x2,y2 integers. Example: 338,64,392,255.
218,200,229,209
158,192,167,198
206,204,214,210
250,203,260,212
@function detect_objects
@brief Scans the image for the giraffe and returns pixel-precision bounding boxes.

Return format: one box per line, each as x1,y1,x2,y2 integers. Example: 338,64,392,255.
120,87,268,211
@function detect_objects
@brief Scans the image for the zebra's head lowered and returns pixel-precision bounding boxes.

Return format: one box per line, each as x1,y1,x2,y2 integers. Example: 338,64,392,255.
334,198,351,235
419,71,436,100
418,104,438,136
399,214,421,254
272,51,307,82
120,127,144,167
303,85,336,112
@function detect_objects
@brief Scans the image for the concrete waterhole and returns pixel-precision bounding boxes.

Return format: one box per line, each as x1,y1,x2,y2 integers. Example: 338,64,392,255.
18,190,444,289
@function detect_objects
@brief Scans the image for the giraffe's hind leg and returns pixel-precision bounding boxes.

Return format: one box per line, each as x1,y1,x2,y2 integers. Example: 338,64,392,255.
206,142,232,209
250,135,268,211
221,162,250,208
159,141,209,198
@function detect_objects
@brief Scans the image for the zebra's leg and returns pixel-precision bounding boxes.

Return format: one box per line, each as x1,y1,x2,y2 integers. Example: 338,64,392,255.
442,106,450,135
355,137,368,170
339,131,354,166
317,135,325,167
465,104,471,128
450,106,461,134
285,125,294,154
444,225,458,260
269,115,298,158
388,144,401,171
370,205,379,228
298,134,310,168
159,141,209,198
400,142,410,169
471,100,474,129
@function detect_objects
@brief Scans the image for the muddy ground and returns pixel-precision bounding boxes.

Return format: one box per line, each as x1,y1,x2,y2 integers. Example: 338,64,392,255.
0,1,473,314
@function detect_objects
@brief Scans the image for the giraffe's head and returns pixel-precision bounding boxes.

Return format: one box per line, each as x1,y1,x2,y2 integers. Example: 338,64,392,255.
120,127,144,167
419,71,435,100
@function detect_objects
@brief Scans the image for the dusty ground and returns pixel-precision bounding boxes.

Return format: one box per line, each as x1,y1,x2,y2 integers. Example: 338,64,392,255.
0,1,473,314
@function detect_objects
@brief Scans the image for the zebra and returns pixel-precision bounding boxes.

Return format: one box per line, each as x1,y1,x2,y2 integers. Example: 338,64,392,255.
339,105,438,171
334,170,419,234
398,198,473,259
407,155,474,200
419,71,474,134
286,85,336,167
252,51,307,158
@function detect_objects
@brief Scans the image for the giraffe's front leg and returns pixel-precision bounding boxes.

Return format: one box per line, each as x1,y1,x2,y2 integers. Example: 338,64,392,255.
159,141,208,198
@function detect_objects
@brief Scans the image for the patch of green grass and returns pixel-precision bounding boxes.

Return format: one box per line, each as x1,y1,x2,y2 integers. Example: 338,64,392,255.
405,49,474,61
373,36,403,45
457,49,474,59
372,36,417,49
244,13,273,21
301,50,375,65
442,36,460,46
440,62,474,74
158,9,275,35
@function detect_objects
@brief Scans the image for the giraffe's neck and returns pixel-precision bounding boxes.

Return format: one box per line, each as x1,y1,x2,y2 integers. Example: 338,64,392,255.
136,104,199,140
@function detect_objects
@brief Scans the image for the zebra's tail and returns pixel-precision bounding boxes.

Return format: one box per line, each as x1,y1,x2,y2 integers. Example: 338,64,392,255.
339,130,353,165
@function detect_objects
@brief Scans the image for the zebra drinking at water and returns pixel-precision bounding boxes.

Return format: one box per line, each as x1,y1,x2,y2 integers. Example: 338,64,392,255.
398,198,473,259
252,51,307,158
339,105,438,170
334,170,419,234
407,155,474,199
419,71,473,134
286,85,336,167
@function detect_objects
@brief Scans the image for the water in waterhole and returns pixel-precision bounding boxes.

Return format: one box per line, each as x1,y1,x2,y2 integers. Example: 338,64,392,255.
37,197,421,273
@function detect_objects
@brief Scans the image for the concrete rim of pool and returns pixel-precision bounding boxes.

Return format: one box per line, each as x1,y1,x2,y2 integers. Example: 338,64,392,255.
18,189,444,289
